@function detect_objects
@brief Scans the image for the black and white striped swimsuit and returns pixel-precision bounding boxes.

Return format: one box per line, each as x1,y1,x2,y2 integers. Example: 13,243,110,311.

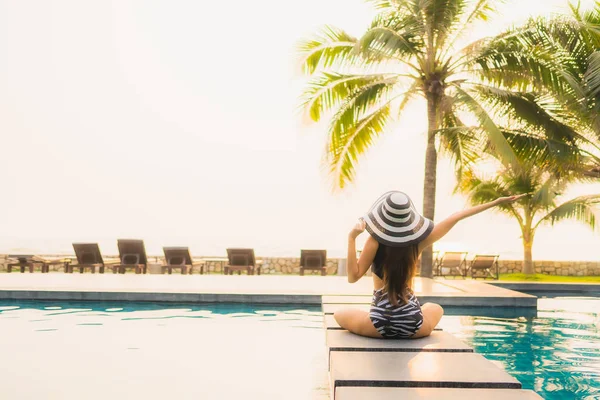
369,288,424,339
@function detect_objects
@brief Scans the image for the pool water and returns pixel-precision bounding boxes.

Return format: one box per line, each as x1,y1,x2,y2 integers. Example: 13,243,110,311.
444,296,600,400
0,301,328,400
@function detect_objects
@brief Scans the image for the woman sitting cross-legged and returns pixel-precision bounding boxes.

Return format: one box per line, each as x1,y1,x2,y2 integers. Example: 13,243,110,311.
335,190,525,339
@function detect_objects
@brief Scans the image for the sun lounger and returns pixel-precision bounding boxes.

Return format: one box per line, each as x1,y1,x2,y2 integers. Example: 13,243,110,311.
468,254,500,279
299,249,327,276
7,255,71,273
71,243,116,273
224,248,261,275
7,255,38,273
435,251,468,278
114,239,148,274
161,247,203,275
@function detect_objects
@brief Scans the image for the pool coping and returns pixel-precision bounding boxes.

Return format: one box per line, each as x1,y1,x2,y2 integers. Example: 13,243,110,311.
0,290,324,305
0,276,539,308
491,281,600,293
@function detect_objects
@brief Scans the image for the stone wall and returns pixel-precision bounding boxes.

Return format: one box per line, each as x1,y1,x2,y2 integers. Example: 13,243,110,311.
498,260,600,276
1,254,599,276
0,255,341,275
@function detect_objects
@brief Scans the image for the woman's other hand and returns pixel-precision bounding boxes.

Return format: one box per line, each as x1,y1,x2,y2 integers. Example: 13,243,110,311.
349,219,366,239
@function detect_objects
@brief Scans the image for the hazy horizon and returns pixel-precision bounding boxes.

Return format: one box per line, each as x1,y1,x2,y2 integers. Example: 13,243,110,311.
1,0,598,261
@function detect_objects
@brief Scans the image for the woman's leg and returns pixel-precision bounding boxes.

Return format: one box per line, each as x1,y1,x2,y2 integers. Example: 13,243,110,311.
411,303,444,339
334,308,383,338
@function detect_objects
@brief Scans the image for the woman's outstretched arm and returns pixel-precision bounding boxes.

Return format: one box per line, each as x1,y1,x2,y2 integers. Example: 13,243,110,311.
419,194,527,252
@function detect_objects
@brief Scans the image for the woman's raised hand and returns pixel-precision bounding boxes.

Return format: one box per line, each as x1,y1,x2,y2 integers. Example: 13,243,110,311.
495,193,529,204
349,219,366,239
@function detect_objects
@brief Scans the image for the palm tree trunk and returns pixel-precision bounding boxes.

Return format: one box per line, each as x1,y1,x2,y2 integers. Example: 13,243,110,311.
522,229,534,274
420,93,439,278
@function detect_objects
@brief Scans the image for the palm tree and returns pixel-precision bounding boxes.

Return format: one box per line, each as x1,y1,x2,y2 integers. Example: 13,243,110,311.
459,131,600,274
297,0,530,277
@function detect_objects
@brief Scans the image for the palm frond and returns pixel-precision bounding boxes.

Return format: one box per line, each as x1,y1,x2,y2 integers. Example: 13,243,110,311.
327,104,392,189
300,72,399,122
473,85,589,145
498,129,600,174
530,174,562,212
468,23,579,98
534,194,600,230
458,169,523,222
584,51,600,99
440,0,498,68
366,0,401,12
452,86,518,168
358,22,423,63
437,96,483,179
396,80,420,118
327,78,399,148
297,26,359,75
461,0,497,23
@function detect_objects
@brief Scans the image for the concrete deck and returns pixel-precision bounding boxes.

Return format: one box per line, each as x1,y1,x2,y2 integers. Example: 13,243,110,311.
326,330,471,354
330,352,522,392
0,274,537,307
325,330,471,370
336,387,542,399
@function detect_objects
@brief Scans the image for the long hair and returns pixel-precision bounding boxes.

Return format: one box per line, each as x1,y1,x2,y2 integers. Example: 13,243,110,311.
382,244,419,305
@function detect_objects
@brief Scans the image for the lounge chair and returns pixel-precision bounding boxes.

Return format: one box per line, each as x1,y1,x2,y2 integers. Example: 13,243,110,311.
161,247,203,275
435,251,468,279
299,250,327,276
468,254,500,279
114,239,148,274
71,243,116,274
224,248,261,275
7,255,37,273
6,255,70,273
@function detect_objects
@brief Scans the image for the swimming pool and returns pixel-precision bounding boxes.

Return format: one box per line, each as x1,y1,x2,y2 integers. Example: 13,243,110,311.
444,295,600,400
0,301,328,400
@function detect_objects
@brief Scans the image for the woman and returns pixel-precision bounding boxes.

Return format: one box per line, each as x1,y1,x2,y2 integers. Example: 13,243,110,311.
335,190,525,339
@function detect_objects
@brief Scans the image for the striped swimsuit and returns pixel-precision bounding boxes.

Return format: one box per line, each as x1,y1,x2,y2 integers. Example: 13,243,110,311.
369,288,423,338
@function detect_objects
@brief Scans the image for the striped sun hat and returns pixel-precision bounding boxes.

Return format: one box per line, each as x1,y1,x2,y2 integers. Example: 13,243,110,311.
362,191,434,247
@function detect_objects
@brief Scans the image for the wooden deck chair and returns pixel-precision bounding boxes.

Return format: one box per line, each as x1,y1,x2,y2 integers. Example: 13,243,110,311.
114,239,148,274
224,248,260,275
436,251,468,279
468,254,500,279
299,250,327,276
8,255,70,273
161,247,203,275
7,255,38,273
72,243,114,273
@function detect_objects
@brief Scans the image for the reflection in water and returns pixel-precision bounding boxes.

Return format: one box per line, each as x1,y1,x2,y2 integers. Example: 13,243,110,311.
444,297,600,400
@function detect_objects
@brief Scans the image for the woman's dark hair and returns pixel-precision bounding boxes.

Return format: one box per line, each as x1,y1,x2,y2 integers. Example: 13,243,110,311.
382,244,419,305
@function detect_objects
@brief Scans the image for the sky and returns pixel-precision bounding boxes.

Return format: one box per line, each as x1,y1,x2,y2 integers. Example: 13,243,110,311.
0,0,598,260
